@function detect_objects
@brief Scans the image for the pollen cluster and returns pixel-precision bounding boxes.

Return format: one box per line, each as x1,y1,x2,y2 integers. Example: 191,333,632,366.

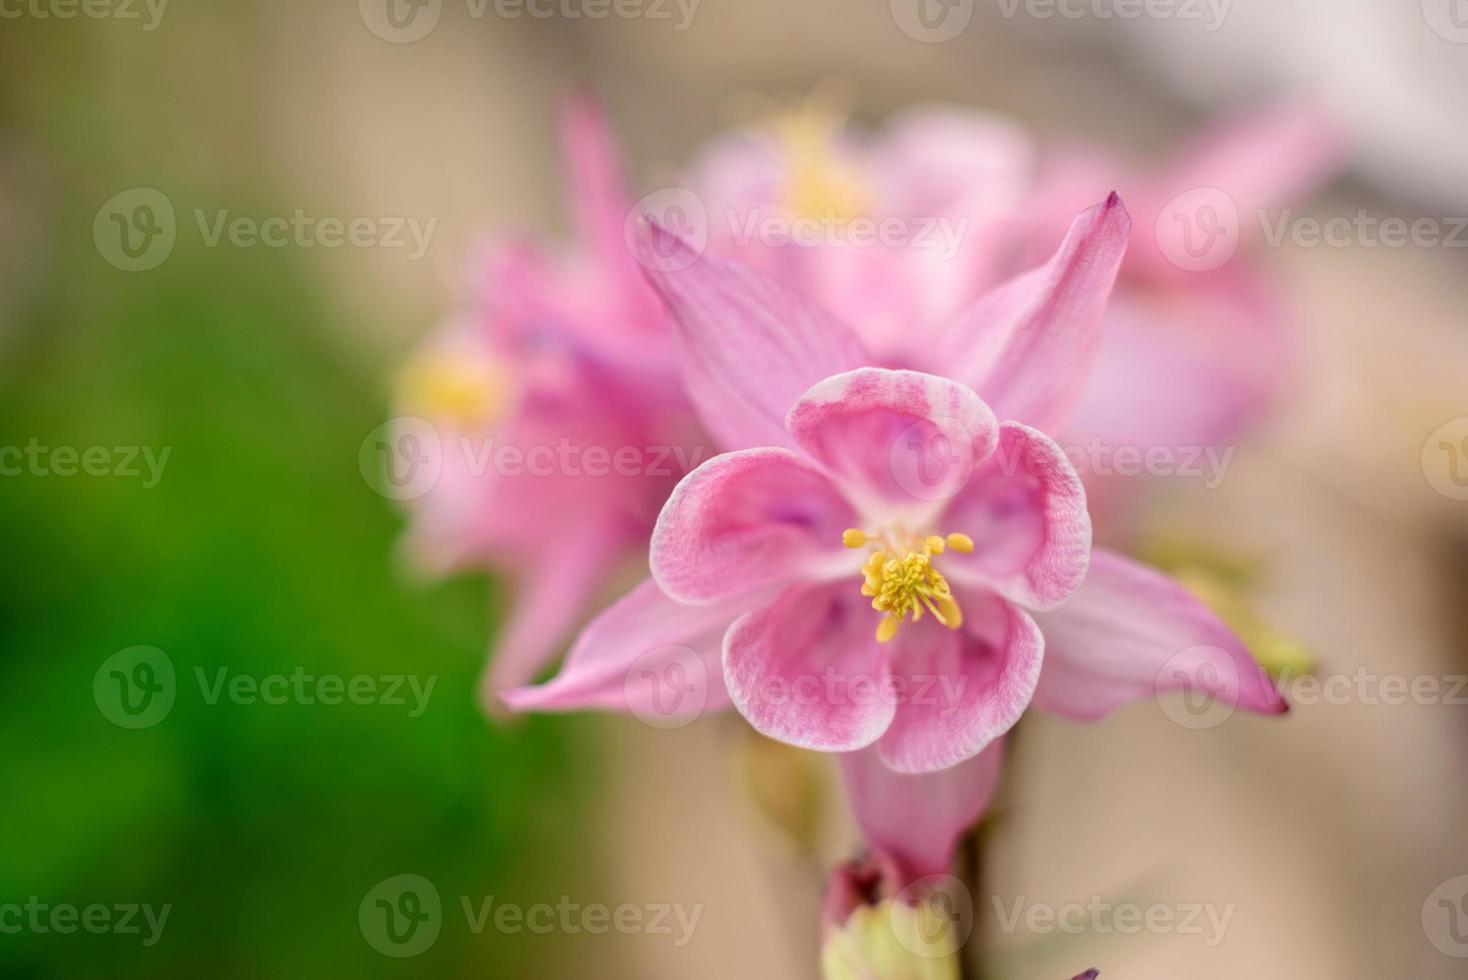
843,529,975,643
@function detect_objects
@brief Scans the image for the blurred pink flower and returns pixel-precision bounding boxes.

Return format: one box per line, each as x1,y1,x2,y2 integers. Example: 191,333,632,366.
395,96,702,701
507,197,1284,773
1017,104,1341,465
687,100,1033,363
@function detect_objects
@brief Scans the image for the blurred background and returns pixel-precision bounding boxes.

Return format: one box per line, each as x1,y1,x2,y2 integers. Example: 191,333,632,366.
2,1,1467,977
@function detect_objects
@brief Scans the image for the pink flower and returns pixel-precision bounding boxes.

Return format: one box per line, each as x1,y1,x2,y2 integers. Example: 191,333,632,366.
396,96,702,700
687,100,1033,362
506,194,1284,771
1018,104,1341,459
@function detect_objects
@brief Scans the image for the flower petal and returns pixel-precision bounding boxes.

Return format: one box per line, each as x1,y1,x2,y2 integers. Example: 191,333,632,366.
636,219,871,451
1031,549,1286,721
500,577,749,718
943,422,1091,611
786,368,999,515
480,516,628,699
724,581,895,753
937,194,1130,433
651,447,856,604
839,739,1005,880
875,592,1042,773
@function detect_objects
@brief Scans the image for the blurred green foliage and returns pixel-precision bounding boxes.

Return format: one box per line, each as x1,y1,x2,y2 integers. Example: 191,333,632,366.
0,17,597,978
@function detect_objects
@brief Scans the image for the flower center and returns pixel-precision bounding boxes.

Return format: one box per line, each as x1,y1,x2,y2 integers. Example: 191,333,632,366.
842,528,974,643
772,103,870,225
396,346,514,432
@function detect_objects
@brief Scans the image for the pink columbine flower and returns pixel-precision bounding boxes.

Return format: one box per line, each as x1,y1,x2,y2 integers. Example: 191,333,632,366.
1017,103,1341,459
395,96,703,700
506,194,1285,774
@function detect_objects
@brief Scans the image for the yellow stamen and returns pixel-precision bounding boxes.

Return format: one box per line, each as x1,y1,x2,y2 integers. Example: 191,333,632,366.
396,345,513,431
770,99,870,224
849,528,972,642
945,533,974,554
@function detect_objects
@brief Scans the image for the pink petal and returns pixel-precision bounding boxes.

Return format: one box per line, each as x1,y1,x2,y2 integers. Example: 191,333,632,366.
943,422,1091,611
480,516,628,699
724,581,895,753
875,592,1042,773
500,577,748,718
936,194,1131,433
1031,549,1286,721
651,447,856,604
635,219,871,451
839,739,1005,880
873,106,1033,218
786,368,999,515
